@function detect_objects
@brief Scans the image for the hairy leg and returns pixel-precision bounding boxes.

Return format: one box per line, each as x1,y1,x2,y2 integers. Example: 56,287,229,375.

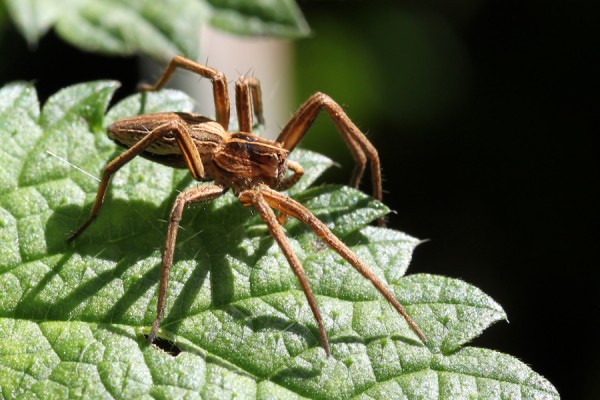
276,93,383,226
239,188,331,356
139,55,231,130
235,76,265,133
257,186,427,343
68,118,206,243
148,184,226,343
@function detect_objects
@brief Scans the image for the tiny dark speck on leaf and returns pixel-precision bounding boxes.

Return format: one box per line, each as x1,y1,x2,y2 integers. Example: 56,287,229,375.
146,335,182,357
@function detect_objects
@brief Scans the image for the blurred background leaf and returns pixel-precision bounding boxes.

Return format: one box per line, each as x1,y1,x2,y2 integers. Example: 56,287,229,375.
1,0,308,61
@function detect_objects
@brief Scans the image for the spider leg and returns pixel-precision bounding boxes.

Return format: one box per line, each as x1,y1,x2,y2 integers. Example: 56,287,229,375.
68,118,206,243
239,188,331,356
149,184,226,343
235,76,265,133
138,55,231,130
276,93,383,226
278,159,304,191
275,159,305,226
256,186,427,344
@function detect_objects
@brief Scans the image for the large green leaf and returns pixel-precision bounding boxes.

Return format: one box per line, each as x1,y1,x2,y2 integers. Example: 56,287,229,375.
0,82,558,399
2,0,308,61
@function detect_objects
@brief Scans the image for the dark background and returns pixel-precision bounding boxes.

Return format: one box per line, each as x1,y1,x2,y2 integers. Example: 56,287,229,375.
1,1,596,398
295,2,597,398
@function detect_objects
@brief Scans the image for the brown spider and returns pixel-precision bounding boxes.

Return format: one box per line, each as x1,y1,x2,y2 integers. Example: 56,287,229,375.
68,56,426,356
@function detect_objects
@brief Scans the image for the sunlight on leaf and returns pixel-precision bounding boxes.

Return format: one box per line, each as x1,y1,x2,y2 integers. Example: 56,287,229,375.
0,82,558,399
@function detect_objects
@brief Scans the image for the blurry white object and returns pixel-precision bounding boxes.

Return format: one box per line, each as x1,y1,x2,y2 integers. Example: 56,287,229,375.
141,24,292,140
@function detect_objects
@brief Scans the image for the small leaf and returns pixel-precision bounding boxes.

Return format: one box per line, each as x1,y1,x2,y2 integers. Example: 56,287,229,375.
0,81,558,399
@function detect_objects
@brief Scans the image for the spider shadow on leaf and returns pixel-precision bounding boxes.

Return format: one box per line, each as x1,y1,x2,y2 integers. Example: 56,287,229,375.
197,224,335,355
39,183,328,351
36,169,240,326
30,198,175,323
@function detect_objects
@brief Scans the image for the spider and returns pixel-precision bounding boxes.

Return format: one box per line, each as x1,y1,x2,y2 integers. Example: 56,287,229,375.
68,56,426,356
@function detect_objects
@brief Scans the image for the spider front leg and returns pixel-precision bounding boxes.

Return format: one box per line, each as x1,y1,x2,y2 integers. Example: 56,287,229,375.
235,76,265,133
275,159,304,226
239,188,331,356
138,55,231,130
68,118,205,243
149,184,225,343
254,186,427,345
276,93,384,226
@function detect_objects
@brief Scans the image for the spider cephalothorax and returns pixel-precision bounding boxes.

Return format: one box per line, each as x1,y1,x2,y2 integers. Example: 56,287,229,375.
213,132,290,191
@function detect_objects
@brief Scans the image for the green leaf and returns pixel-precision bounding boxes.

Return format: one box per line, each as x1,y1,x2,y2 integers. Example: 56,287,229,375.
206,0,309,37
55,0,205,61
3,0,65,44
3,0,309,60
0,81,558,399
